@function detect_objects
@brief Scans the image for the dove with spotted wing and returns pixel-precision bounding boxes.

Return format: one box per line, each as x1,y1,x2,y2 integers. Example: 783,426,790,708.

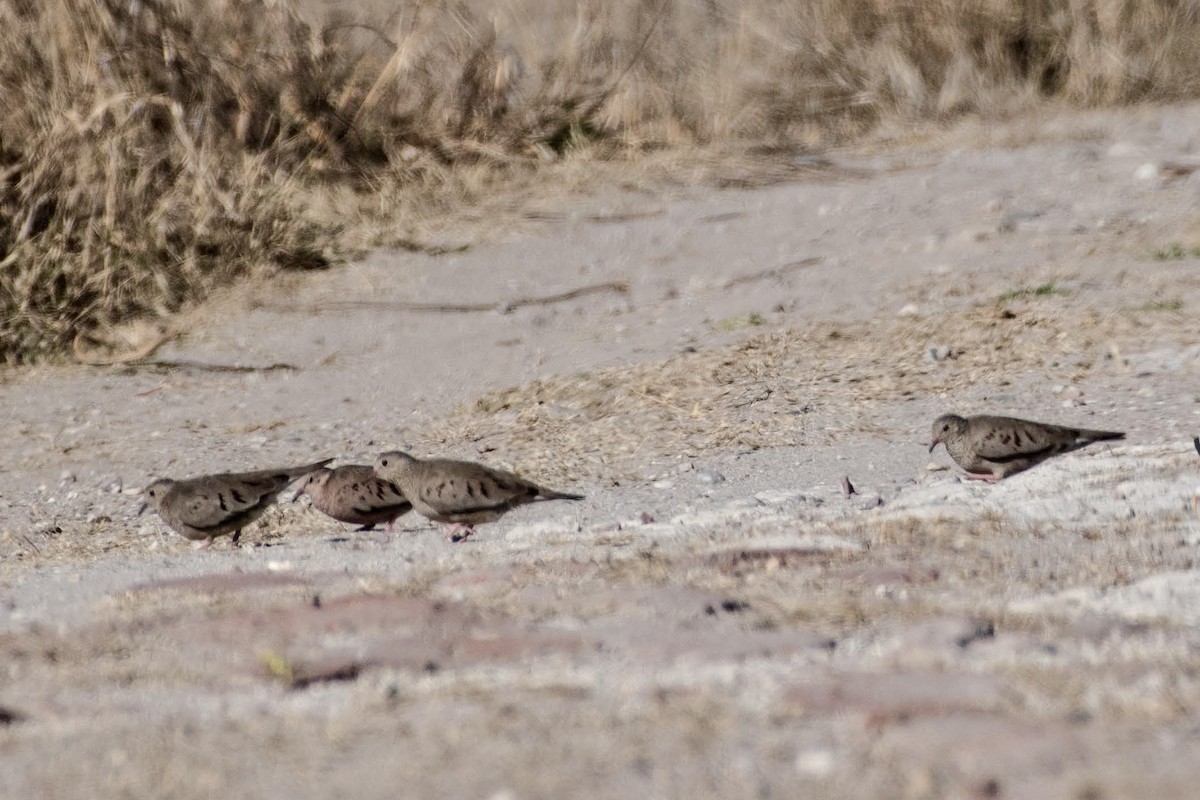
294,465,412,532
374,451,583,541
141,458,332,547
929,414,1123,480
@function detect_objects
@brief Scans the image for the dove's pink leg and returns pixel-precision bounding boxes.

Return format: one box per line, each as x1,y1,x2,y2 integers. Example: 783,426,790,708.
964,472,1003,482
192,537,214,550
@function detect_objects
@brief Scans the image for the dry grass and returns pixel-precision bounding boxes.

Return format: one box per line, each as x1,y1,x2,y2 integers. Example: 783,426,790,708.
4,0,1200,363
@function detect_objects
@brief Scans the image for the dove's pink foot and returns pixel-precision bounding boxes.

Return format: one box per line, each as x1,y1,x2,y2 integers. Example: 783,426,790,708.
192,537,214,550
964,472,1003,482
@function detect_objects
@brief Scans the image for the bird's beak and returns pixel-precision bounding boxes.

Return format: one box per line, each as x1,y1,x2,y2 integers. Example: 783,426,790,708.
928,438,940,453
136,501,148,516
292,488,307,504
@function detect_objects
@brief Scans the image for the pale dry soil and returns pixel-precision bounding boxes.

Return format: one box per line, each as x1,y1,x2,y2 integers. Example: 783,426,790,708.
4,105,1200,799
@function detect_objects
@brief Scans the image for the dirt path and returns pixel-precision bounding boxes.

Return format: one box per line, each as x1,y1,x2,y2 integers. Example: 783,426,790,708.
3,104,1200,798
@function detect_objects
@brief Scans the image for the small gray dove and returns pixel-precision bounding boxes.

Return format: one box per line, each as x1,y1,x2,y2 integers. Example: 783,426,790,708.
141,458,332,547
929,414,1124,481
293,465,412,532
374,451,583,541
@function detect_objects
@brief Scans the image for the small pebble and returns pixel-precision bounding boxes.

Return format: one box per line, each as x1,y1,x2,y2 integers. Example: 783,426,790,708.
1134,162,1159,181
794,748,836,777
695,469,726,485
924,345,953,363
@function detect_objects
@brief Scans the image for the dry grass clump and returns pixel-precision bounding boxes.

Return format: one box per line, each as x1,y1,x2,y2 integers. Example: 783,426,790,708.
4,0,1200,363
0,0,337,363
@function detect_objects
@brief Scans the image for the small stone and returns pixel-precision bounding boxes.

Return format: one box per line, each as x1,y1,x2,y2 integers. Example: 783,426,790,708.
898,303,920,317
695,469,726,485
905,766,937,799
1134,162,1159,181
926,462,948,472
794,748,835,777
60,470,76,483
996,210,1042,234
924,345,953,363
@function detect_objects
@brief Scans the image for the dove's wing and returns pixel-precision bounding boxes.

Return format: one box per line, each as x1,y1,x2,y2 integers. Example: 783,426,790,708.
169,475,286,533
969,416,1084,461
413,460,538,516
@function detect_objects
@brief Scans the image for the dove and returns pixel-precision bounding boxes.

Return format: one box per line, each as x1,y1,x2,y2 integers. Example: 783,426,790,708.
929,414,1124,481
293,465,412,532
374,450,583,541
141,458,332,547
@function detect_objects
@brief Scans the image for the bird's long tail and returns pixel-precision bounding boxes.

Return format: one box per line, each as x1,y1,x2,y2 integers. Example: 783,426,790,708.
539,489,585,501
1077,429,1125,442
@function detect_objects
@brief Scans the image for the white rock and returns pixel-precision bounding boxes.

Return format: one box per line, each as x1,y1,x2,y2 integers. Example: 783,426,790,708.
1134,162,1160,181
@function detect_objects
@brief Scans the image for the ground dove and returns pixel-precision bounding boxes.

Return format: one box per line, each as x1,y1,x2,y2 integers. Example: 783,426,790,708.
141,458,332,547
929,414,1124,481
294,465,412,532
373,451,583,541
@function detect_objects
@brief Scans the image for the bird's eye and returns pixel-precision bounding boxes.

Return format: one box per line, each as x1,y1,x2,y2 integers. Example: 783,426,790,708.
148,489,155,497
381,459,389,466
942,424,949,432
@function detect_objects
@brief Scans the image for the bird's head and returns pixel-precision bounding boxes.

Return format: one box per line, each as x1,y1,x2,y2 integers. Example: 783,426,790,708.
929,414,968,452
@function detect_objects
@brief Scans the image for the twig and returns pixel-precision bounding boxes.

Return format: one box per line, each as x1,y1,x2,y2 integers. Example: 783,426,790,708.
138,360,299,374
723,257,823,289
73,328,173,366
278,280,630,315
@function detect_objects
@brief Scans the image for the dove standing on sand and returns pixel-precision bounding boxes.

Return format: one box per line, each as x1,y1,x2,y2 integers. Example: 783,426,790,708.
293,465,412,532
374,451,583,541
141,458,332,547
929,414,1124,481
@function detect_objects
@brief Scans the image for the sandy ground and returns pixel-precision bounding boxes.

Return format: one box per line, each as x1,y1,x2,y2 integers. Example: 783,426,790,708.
4,104,1200,799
